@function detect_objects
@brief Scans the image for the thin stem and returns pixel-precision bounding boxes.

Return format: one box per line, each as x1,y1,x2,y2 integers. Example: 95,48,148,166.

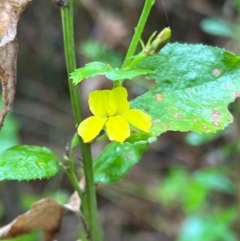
122,0,155,68
60,2,102,241
114,0,155,87
67,170,84,201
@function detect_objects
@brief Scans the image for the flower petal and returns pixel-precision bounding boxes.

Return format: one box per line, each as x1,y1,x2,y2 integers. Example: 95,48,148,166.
122,109,152,132
106,116,130,143
106,90,118,116
89,90,108,117
77,116,107,142
89,89,119,117
88,87,130,117
112,87,130,114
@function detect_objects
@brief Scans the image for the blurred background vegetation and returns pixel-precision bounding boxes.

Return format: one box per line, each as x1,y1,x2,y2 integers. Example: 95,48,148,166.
1,0,240,240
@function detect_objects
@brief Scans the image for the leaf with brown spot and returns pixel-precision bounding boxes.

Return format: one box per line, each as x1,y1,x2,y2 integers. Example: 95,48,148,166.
0,0,35,128
94,140,155,184
0,197,78,241
133,43,240,136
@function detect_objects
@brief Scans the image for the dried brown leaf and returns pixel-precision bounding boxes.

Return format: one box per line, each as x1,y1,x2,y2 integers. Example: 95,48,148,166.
0,0,34,128
0,198,73,241
0,181,84,240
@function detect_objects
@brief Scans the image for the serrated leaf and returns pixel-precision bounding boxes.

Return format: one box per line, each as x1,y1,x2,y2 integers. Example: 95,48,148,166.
70,61,152,84
132,43,240,136
71,62,110,84
0,145,60,181
93,138,155,184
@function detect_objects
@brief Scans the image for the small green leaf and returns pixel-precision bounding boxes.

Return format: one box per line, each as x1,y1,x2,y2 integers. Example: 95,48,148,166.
133,43,240,136
94,138,155,184
0,145,60,181
70,61,152,84
71,62,110,84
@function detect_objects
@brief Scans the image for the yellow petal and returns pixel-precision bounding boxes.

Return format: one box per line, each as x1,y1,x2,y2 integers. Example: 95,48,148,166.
88,87,130,117
103,88,130,116
112,87,130,114
106,90,118,116
122,109,152,132
89,89,118,117
77,116,107,142
89,90,108,117
106,116,130,143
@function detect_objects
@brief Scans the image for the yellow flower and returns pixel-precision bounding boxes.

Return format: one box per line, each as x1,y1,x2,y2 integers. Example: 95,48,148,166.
78,87,152,143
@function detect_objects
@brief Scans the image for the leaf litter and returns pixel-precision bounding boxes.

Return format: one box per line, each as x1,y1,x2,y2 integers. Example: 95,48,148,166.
0,179,84,241
0,0,35,128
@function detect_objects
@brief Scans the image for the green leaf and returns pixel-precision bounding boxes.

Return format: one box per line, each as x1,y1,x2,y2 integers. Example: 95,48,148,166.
93,138,155,184
215,207,238,225
1,230,43,241
183,182,208,213
70,61,152,84
178,215,237,241
157,168,189,205
200,18,235,38
133,43,240,136
71,62,110,84
192,169,234,194
0,145,60,181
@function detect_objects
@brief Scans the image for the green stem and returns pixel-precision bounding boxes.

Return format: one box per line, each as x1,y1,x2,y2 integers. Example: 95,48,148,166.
114,0,155,87
67,169,84,201
122,0,155,68
61,2,102,241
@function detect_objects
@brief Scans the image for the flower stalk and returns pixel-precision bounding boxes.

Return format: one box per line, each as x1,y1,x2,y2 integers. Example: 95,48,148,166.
114,0,156,87
60,1,102,240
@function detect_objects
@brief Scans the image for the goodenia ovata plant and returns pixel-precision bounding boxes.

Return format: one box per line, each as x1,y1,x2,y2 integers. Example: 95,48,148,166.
0,0,240,240
71,39,240,186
